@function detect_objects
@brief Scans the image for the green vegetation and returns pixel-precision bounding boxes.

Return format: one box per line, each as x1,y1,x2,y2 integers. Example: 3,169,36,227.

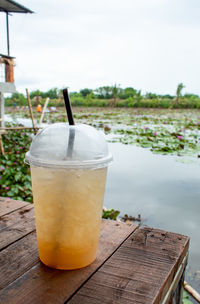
4,107,200,158
113,123,200,156
182,290,193,304
5,84,200,109
0,128,32,202
102,208,120,220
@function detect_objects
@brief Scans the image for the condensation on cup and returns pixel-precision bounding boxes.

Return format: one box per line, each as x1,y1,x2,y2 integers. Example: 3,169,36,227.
25,123,112,270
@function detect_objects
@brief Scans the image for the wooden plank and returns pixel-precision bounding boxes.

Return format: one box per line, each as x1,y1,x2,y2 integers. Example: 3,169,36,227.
0,197,29,217
0,220,138,304
0,231,39,290
0,205,35,250
0,203,33,231
68,227,189,304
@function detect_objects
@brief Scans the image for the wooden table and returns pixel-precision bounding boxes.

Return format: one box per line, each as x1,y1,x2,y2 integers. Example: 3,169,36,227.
0,197,189,304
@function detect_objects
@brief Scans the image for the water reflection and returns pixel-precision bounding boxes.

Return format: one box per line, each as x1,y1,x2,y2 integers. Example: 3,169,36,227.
105,143,200,275
5,114,37,127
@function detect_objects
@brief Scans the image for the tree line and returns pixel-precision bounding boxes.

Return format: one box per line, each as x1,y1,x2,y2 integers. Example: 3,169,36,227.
5,83,200,109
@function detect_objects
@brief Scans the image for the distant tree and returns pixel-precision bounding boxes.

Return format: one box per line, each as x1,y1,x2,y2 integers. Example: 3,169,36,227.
29,90,41,99
69,91,82,98
145,92,158,99
10,92,26,105
184,93,199,99
80,88,93,97
176,83,185,103
95,86,113,99
119,87,137,99
169,83,185,108
145,93,174,100
136,90,142,99
111,84,121,105
161,94,174,99
45,88,59,99
11,92,25,100
86,92,95,102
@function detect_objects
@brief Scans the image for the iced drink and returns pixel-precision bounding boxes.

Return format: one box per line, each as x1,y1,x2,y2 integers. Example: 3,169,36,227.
31,166,107,269
25,123,112,270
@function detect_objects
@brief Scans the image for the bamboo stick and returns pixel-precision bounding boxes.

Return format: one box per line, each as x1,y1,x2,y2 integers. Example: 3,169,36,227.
0,135,4,155
39,97,49,127
184,281,200,303
26,88,37,134
4,127,41,130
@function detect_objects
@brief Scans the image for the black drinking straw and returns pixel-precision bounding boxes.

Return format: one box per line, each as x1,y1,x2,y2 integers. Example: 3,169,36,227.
63,88,75,157
63,89,75,125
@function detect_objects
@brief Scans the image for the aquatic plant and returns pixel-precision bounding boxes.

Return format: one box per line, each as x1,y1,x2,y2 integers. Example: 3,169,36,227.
0,129,32,202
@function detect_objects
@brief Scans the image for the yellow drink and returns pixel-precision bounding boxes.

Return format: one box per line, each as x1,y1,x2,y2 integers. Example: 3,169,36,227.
31,166,107,270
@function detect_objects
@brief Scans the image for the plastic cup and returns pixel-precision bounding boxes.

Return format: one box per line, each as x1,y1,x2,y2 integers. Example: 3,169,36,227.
25,123,112,270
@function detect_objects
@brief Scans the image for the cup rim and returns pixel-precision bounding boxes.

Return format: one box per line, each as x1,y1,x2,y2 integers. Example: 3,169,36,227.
25,151,113,169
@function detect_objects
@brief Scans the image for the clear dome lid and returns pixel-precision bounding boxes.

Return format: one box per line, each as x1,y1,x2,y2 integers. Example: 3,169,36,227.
25,123,112,169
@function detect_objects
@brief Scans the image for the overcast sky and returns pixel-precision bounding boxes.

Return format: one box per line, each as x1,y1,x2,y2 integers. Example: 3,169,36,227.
0,0,200,95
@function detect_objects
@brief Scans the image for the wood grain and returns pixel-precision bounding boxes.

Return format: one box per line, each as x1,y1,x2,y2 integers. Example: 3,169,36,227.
0,197,29,216
0,203,33,231
68,227,189,304
0,219,138,304
0,198,189,304
0,205,35,250
0,231,39,290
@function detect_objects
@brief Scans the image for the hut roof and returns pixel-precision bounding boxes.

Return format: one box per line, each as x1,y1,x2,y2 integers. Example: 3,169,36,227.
0,0,33,13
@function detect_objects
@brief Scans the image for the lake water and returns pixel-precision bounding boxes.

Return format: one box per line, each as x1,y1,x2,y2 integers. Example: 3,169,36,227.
105,142,200,295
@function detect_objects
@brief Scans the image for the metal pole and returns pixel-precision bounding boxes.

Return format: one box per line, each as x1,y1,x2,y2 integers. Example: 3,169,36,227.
0,92,5,128
6,12,10,56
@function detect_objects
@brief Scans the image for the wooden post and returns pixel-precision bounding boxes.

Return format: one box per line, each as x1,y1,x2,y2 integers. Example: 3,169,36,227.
5,60,14,83
26,88,36,134
39,97,49,127
0,92,4,128
0,135,4,155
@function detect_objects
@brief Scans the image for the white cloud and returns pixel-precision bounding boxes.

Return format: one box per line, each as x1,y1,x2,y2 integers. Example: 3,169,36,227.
2,0,200,95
